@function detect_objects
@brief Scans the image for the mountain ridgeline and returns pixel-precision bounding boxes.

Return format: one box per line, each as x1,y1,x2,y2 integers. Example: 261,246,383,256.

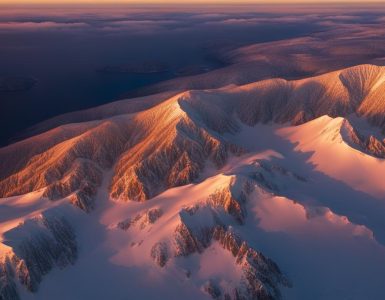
1,64,385,300
1,64,385,207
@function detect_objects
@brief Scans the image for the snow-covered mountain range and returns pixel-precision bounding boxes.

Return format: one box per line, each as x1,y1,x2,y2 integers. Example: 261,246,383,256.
1,64,385,300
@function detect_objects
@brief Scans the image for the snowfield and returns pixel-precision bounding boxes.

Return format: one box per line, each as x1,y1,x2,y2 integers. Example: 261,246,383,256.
1,65,385,300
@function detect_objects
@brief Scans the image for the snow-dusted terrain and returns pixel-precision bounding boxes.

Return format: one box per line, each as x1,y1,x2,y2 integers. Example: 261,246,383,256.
1,64,385,300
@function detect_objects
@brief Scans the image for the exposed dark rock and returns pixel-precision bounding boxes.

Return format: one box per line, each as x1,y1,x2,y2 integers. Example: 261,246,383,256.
174,221,212,256
116,214,142,231
150,242,169,267
0,120,129,210
111,114,243,202
141,208,163,228
172,195,289,300
213,227,290,300
67,183,97,213
203,280,222,299
207,187,245,225
365,135,385,158
0,256,19,300
2,64,385,208
0,212,77,298
116,208,163,231
341,119,385,158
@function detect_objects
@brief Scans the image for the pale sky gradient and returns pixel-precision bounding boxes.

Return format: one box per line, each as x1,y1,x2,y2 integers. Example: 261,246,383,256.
1,0,384,4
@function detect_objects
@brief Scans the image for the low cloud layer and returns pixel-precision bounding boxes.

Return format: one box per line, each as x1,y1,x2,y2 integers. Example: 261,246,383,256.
0,6,384,35
0,21,88,31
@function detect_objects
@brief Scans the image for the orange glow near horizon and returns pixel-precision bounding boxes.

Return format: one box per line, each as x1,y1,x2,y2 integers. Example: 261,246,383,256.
1,0,385,4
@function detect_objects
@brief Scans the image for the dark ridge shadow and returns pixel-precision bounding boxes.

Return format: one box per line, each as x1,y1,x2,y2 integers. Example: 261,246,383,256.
260,129,385,246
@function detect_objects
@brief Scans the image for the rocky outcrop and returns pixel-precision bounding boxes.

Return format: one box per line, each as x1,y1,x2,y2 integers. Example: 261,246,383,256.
230,65,385,130
110,97,243,202
174,221,289,300
0,255,19,300
0,120,130,212
366,136,385,158
173,176,256,255
213,227,290,300
42,159,102,199
0,91,245,207
142,208,163,228
0,212,77,299
203,280,222,299
109,65,385,202
174,220,214,257
117,208,163,231
2,64,385,208
341,119,385,158
43,159,103,212
67,182,97,213
167,177,289,299
207,187,246,225
150,242,169,267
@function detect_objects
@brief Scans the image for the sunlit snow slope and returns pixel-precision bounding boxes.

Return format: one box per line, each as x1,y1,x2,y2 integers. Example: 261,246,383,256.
1,64,385,300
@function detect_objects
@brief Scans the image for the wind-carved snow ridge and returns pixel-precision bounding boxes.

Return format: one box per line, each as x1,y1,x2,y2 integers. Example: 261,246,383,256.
1,64,385,206
340,119,385,158
0,210,77,300
172,222,290,300
144,176,291,300
110,94,244,202
149,163,310,299
0,119,130,212
2,64,385,299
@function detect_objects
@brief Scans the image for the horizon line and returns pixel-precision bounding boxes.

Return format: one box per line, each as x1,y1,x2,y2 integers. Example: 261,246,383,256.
1,0,385,5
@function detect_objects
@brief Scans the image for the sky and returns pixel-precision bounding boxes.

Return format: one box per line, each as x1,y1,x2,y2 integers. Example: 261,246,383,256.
1,0,385,4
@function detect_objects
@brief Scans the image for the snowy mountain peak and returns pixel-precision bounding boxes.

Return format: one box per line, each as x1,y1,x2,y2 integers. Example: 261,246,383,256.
1,64,385,300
